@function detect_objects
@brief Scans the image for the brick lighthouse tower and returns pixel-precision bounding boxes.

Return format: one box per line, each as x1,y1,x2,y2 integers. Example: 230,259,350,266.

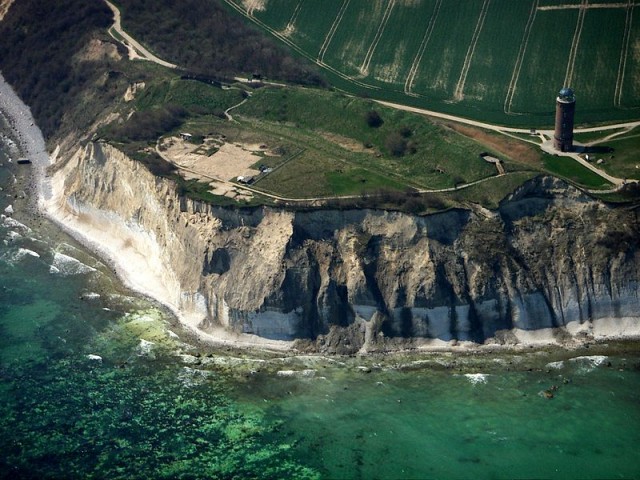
554,87,576,152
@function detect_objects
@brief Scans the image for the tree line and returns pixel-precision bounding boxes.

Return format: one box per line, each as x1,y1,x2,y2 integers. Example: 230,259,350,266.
117,0,326,87
0,0,115,138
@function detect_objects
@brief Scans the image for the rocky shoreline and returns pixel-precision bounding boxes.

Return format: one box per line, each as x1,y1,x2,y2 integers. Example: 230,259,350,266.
2,70,640,357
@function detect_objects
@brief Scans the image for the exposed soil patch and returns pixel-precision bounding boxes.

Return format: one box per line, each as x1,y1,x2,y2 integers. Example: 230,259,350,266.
160,135,262,182
440,121,542,167
319,131,374,154
75,38,122,63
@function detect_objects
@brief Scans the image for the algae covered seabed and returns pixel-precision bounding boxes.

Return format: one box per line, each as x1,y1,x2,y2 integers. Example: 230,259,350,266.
1,116,640,480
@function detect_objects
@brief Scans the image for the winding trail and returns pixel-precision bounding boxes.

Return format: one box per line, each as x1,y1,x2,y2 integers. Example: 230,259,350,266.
105,0,177,68
224,95,250,122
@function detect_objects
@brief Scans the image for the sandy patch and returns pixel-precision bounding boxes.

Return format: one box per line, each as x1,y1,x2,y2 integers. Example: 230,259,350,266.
0,0,14,22
160,135,261,182
243,0,266,14
75,38,122,62
124,82,145,102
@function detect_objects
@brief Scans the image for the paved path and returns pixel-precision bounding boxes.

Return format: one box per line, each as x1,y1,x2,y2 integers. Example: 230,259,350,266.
105,0,177,69
376,100,640,185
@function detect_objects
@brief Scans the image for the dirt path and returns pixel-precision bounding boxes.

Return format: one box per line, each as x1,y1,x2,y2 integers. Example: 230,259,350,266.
223,94,251,121
104,0,177,69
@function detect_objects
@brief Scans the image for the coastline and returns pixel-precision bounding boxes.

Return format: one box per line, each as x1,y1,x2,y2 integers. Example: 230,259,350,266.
2,72,639,357
0,72,292,352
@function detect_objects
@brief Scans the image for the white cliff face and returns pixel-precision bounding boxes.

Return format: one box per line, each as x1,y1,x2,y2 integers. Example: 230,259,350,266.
46,142,640,352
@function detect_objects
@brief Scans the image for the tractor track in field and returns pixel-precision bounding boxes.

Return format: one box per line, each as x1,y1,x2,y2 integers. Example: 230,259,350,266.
318,0,351,63
453,0,491,101
223,0,378,90
359,0,396,76
614,0,634,107
564,0,587,88
538,2,639,10
282,0,304,35
504,0,539,114
404,0,442,96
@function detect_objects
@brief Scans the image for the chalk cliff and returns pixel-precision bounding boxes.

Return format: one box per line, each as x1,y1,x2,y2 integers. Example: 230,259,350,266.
47,142,640,352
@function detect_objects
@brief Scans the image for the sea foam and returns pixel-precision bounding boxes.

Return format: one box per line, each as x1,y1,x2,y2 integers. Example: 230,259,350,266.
50,252,96,276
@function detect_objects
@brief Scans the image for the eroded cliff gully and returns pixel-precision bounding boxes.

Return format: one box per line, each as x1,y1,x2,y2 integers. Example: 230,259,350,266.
46,142,640,353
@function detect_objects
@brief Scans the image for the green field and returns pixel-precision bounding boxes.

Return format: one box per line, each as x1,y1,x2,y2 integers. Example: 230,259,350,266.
223,0,640,126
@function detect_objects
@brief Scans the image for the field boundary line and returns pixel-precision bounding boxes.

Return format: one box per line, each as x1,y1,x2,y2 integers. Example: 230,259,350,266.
282,0,304,35
318,0,351,63
453,0,491,101
359,0,396,76
614,0,634,106
564,0,587,87
404,0,443,96
504,0,539,114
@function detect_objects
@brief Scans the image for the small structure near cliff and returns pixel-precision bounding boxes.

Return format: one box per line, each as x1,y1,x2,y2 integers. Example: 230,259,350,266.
479,152,505,175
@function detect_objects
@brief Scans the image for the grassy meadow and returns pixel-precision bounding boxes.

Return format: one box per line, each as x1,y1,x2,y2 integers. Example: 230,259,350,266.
101,68,631,209
225,0,640,126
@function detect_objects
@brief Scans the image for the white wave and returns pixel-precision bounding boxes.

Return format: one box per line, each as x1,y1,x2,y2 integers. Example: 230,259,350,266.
2,216,31,232
5,230,21,242
276,369,316,378
464,373,489,385
81,292,101,300
569,355,609,372
1,247,40,264
49,252,96,276
546,361,564,370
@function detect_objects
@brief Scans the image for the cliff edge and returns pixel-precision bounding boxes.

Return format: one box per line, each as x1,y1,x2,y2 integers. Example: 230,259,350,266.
45,141,640,353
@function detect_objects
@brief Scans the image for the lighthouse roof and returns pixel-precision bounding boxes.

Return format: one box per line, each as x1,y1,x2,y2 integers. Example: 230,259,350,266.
558,87,575,102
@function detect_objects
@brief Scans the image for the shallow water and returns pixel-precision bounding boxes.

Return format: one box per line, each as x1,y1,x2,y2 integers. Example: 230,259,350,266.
234,358,640,479
1,116,640,479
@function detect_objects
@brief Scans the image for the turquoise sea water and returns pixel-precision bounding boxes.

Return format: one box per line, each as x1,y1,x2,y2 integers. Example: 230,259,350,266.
1,124,640,479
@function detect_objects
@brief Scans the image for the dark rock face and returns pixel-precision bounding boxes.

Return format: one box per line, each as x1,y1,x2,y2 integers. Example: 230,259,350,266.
56,144,640,352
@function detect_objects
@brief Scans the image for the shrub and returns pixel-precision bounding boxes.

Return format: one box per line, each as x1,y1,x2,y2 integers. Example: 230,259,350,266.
365,110,383,128
385,132,407,157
